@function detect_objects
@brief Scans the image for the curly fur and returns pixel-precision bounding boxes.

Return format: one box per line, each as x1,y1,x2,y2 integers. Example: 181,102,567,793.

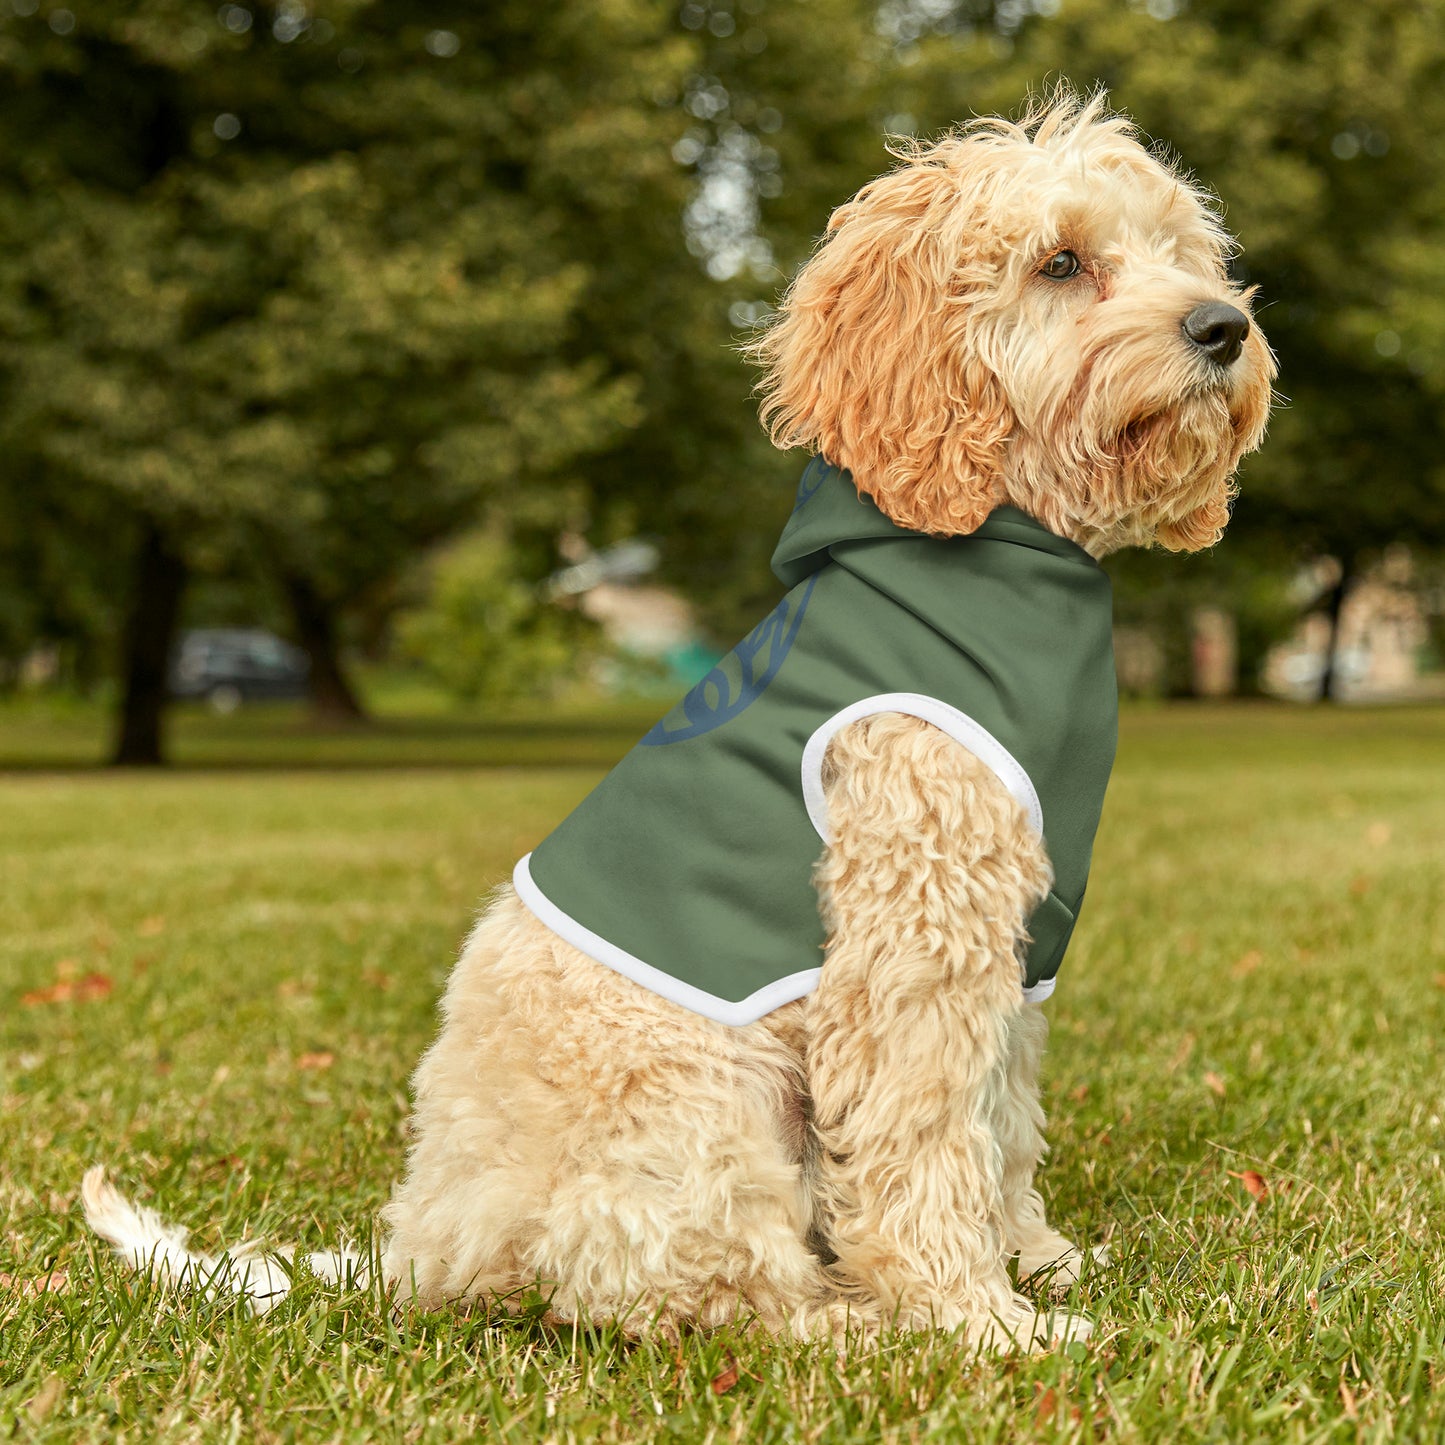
84,88,1272,1353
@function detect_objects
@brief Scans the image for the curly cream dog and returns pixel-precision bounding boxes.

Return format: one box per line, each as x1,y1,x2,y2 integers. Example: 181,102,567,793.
85,92,1274,1350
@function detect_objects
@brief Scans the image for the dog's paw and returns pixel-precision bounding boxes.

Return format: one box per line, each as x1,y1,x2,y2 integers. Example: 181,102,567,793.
1018,1239,1110,1294
970,1296,1093,1353
1033,1308,1093,1347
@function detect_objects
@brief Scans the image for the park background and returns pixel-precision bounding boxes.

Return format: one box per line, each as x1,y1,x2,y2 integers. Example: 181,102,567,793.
2,2,1444,1443
1,0,1445,751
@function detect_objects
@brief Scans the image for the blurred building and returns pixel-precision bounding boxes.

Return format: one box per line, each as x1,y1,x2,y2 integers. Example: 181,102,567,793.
1262,549,1439,701
547,539,718,690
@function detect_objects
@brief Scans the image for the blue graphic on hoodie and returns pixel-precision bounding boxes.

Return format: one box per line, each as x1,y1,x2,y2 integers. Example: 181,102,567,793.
640,574,818,746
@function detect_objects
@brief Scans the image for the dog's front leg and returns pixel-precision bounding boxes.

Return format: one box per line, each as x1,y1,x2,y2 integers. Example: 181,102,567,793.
806,712,1088,1350
994,1003,1095,1289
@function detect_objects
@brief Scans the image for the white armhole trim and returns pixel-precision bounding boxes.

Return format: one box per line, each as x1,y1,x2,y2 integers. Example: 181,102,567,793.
513,695,1049,1024
511,853,822,1028
802,693,1053,1004
800,692,1044,843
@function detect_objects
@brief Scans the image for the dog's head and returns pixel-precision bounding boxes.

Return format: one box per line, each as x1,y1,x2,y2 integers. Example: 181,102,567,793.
751,90,1275,554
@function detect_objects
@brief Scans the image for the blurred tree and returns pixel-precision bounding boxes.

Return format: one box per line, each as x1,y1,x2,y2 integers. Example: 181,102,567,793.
9,0,1444,739
0,0,689,758
578,0,890,636
894,0,1445,694
0,450,129,693
395,528,601,706
0,0,913,753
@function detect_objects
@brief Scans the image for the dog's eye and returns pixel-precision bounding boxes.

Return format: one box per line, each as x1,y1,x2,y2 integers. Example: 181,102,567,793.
1041,250,1082,280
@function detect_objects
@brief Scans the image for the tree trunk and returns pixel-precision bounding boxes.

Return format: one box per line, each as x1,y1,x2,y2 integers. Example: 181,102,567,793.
284,573,367,724
1317,553,1355,703
111,523,187,766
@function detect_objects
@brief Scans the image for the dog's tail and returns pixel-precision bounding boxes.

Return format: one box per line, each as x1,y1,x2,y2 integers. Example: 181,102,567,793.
81,1165,368,1315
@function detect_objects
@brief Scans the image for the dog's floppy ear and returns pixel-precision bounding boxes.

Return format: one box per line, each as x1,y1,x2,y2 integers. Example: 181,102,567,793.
750,148,1013,536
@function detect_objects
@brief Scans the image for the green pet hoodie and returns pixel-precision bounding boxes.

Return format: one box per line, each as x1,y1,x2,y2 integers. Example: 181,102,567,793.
515,457,1119,1026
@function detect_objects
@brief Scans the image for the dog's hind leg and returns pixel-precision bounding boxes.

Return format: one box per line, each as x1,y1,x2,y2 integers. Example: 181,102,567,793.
512,985,841,1341
805,713,1090,1350
383,893,837,1339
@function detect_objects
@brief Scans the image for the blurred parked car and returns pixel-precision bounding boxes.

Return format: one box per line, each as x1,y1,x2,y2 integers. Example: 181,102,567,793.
169,629,310,712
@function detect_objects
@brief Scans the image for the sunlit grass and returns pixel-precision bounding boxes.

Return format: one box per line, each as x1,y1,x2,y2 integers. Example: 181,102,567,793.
0,678,664,770
2,703,1443,1441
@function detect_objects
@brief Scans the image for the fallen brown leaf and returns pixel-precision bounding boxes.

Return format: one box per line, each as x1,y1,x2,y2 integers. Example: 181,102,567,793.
1228,1169,1268,1200
21,973,112,1007
1168,1033,1197,1073
0,1267,70,1298
1204,1071,1227,1098
295,1051,335,1072
1231,950,1263,978
1034,1386,1058,1426
710,1356,740,1396
21,982,69,1006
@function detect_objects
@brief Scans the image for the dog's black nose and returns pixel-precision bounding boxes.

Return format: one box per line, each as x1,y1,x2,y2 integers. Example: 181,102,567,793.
1182,302,1250,367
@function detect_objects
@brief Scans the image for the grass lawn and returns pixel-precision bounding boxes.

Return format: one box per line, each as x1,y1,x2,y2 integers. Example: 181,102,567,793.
2,701,1443,1442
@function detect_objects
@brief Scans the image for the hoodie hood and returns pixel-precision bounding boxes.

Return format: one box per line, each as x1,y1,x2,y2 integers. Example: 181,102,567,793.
771,456,1098,589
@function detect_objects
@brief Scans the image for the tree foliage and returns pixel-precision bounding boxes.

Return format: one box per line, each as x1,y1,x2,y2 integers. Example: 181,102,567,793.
3,0,1444,734
0,1,699,750
887,0,1445,685
395,529,600,706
